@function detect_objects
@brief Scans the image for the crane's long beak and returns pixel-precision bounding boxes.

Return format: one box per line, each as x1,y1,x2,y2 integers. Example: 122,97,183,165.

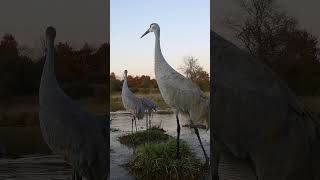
140,30,149,38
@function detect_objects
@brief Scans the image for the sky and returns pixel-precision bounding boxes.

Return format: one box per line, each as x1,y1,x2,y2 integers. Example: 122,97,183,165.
110,0,210,78
1,0,319,70
0,0,108,49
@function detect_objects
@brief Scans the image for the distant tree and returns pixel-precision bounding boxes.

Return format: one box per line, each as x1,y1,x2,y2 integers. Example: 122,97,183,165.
179,56,210,91
0,34,108,98
0,34,18,58
18,44,36,59
141,75,151,89
180,56,201,81
87,43,108,83
110,72,122,92
225,0,320,95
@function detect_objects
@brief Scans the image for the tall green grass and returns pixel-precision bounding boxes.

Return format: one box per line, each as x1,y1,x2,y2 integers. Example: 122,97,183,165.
127,139,205,179
119,127,170,147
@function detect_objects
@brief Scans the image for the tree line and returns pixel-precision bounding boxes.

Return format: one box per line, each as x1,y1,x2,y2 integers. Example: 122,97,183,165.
110,56,210,93
224,0,320,96
0,33,109,99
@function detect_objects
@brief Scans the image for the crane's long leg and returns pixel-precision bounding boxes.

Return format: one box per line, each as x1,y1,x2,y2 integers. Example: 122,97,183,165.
145,114,148,130
149,113,152,128
131,118,134,133
176,112,181,159
134,117,137,132
192,124,209,164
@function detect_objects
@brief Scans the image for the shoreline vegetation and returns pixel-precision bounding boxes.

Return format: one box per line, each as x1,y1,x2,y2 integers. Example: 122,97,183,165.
110,91,210,112
2,94,320,127
118,127,208,179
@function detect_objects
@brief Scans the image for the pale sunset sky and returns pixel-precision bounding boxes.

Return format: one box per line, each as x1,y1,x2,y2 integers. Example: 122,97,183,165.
110,0,210,78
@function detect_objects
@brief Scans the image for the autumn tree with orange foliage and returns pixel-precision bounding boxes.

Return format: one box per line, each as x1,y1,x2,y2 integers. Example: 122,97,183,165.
179,56,210,91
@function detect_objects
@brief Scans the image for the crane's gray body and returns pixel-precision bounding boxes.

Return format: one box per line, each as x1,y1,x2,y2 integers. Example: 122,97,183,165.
211,31,320,179
122,70,158,129
153,25,209,127
39,27,108,180
141,98,157,112
121,71,145,120
141,23,209,162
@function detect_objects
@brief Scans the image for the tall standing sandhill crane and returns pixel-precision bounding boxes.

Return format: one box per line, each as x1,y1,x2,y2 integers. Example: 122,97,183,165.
39,26,109,180
141,23,209,163
122,70,158,131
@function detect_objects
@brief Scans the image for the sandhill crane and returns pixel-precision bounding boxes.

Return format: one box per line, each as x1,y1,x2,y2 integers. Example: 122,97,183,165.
141,23,209,163
39,27,109,180
211,31,320,180
122,70,158,131
122,70,145,132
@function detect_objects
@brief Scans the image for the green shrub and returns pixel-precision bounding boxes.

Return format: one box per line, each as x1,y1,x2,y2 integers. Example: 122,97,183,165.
119,127,170,147
127,139,206,179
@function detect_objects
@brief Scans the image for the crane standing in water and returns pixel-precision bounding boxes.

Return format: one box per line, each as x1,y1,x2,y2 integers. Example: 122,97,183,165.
141,23,210,163
122,70,158,131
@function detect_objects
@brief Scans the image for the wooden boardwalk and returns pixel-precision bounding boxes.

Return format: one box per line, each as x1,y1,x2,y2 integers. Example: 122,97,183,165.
0,155,72,180
219,152,257,180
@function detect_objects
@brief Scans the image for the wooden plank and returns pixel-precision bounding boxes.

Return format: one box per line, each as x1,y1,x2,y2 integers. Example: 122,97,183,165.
219,152,257,180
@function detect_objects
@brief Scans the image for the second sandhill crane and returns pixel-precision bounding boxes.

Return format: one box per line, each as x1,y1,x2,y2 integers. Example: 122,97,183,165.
39,27,109,180
122,70,158,131
141,23,209,163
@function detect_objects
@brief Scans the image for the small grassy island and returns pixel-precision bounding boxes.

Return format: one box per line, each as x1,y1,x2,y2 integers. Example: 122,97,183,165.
118,127,208,179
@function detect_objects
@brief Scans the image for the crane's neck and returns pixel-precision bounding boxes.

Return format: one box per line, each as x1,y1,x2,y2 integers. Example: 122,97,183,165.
154,29,173,77
154,29,164,62
43,39,56,80
123,74,128,87
122,73,134,96
40,38,60,98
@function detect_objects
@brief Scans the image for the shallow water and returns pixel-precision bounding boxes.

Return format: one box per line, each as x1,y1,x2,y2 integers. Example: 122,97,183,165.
0,112,211,179
110,111,211,179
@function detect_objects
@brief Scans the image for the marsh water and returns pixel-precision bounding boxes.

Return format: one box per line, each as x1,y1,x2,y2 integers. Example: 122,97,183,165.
0,112,210,180
110,111,211,179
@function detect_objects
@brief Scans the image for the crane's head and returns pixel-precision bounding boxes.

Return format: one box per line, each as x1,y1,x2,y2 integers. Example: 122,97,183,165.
140,23,160,38
46,26,56,42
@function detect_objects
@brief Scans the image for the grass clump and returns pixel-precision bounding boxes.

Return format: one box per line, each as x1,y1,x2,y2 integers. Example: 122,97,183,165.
119,127,170,147
127,139,205,179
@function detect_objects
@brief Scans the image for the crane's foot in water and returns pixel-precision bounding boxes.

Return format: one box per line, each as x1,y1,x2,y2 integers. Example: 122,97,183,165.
131,118,134,133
